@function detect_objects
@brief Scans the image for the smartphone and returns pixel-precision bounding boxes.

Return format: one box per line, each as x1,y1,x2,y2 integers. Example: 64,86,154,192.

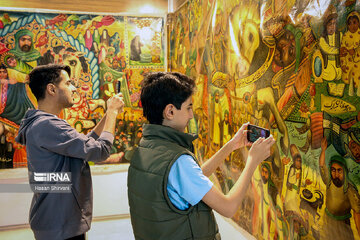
247,124,270,143
116,80,121,94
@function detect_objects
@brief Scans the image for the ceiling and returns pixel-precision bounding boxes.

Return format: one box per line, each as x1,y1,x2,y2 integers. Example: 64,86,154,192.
0,0,182,15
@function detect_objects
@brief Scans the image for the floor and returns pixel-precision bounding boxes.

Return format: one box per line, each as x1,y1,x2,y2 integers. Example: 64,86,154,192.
0,213,252,240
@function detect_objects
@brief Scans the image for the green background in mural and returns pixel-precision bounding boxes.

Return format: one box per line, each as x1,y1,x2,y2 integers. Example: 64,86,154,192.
169,0,360,239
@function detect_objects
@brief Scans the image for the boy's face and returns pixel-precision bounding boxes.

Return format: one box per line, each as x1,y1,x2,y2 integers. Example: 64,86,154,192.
172,96,194,132
55,70,77,109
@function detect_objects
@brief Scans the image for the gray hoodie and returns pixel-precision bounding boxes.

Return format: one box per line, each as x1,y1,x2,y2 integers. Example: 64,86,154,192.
16,109,114,240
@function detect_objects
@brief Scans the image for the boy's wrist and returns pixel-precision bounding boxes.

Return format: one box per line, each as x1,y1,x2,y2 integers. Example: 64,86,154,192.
224,140,237,154
245,156,258,173
107,109,119,116
226,139,238,152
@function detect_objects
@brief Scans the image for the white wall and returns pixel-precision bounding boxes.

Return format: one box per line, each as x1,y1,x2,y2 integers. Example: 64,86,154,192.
0,165,253,239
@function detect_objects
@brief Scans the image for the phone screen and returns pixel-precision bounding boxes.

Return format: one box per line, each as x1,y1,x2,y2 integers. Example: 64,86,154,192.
247,124,270,142
116,80,121,94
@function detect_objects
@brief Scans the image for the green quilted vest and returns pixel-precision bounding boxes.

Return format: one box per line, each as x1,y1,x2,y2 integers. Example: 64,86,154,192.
128,124,220,240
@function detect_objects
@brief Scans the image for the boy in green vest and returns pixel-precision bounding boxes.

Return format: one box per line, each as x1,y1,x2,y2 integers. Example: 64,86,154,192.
128,72,275,240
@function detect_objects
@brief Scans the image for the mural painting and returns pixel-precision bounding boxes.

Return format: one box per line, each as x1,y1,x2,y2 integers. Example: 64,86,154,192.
0,11,165,168
169,0,360,239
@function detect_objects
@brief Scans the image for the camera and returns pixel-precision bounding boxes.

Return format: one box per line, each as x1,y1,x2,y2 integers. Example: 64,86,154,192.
116,80,121,94
247,124,270,143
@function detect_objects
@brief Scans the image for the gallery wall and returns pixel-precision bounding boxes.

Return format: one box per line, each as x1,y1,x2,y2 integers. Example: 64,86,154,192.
168,0,360,239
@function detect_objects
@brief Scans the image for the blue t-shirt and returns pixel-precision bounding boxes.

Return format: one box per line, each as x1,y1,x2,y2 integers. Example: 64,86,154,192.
167,154,213,210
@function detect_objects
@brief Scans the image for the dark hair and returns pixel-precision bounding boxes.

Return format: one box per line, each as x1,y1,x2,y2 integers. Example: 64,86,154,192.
140,72,195,124
28,64,71,101
0,64,7,70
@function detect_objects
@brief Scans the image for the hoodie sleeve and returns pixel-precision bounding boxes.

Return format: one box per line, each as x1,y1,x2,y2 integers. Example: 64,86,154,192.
34,117,114,162
86,130,99,140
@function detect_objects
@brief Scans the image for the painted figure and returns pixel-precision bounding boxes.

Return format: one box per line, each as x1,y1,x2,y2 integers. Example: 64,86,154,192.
319,5,342,81
340,11,360,89
320,138,360,239
130,35,142,61
9,29,41,68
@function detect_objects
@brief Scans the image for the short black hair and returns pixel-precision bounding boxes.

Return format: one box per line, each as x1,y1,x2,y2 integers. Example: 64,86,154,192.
140,72,195,125
28,64,71,101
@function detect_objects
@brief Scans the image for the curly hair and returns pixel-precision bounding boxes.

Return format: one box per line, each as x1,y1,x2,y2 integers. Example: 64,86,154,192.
140,72,195,125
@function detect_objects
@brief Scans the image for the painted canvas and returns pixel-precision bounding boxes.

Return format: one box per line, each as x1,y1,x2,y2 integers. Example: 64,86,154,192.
169,0,360,239
0,11,165,167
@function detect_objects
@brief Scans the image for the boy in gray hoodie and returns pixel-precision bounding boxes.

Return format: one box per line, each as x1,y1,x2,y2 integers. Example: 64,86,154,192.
16,64,124,240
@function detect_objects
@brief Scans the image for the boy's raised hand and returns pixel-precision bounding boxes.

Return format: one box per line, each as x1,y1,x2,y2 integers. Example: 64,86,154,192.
247,135,275,169
107,93,125,113
228,122,251,151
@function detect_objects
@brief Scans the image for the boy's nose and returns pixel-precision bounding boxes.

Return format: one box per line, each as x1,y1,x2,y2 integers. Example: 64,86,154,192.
71,85,77,92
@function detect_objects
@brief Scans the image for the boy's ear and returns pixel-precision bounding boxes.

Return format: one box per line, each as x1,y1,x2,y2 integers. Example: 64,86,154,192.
163,104,175,120
46,83,56,96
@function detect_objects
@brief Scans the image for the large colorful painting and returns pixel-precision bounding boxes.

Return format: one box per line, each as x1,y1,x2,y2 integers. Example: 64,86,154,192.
169,0,360,239
0,11,165,167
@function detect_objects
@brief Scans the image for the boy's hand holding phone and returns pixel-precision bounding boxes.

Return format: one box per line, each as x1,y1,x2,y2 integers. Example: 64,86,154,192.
116,80,121,94
228,122,252,151
247,124,270,143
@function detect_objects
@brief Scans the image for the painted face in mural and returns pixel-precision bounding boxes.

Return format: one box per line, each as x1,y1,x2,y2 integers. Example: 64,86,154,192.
294,157,302,170
326,18,337,35
120,57,126,68
0,68,8,79
112,59,120,69
348,16,359,34
349,140,360,160
6,57,17,68
214,91,220,103
330,162,345,187
274,30,295,67
63,54,82,86
261,166,269,184
19,35,32,52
